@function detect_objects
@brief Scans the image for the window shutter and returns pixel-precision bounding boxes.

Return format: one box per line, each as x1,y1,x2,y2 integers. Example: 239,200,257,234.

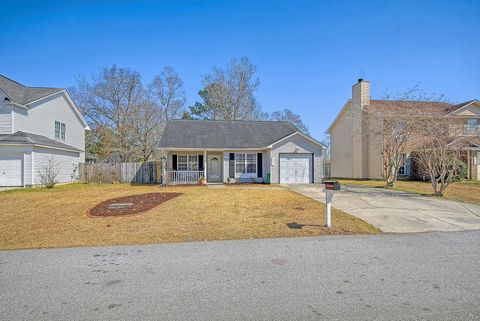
229,153,235,178
199,155,204,171
257,153,263,178
172,155,177,171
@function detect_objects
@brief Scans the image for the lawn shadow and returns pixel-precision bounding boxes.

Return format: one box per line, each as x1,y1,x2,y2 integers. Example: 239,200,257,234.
287,222,325,229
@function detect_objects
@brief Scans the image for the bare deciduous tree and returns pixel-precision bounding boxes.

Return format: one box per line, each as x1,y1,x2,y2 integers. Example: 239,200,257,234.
72,65,189,162
130,100,163,161
368,86,446,187
150,66,186,122
269,108,310,134
190,57,261,120
72,66,145,162
413,117,467,196
38,159,60,188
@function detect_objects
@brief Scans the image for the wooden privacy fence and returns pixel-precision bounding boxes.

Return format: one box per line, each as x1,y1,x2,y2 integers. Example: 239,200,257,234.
79,161,162,184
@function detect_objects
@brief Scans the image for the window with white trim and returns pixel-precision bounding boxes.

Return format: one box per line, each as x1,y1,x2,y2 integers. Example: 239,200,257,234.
464,118,480,135
394,120,407,141
55,121,66,140
177,155,198,171
397,153,407,176
235,153,257,176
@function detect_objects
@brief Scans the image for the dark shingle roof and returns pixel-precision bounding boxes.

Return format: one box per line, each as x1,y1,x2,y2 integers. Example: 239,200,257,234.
158,120,301,149
0,131,82,152
0,75,63,105
451,100,478,111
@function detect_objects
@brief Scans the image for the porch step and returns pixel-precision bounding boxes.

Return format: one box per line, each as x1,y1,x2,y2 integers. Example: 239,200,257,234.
207,184,225,189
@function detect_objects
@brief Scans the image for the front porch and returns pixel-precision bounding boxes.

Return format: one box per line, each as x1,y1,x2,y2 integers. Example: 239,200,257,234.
163,150,223,185
162,150,265,185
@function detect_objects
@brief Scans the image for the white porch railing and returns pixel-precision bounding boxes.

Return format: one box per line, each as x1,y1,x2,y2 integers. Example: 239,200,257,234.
166,171,204,185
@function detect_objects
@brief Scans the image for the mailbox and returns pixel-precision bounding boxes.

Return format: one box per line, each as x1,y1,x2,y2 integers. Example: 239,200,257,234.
324,181,340,191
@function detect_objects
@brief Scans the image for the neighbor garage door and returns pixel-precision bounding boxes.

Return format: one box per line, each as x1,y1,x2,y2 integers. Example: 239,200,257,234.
279,154,312,184
0,155,23,186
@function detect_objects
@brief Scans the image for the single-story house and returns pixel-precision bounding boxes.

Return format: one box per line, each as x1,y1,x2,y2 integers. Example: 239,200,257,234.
157,120,325,184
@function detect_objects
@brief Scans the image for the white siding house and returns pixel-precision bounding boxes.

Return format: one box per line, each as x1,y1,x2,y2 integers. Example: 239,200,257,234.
0,75,88,187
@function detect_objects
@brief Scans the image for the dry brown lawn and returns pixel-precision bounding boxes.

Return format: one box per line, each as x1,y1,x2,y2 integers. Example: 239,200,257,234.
0,184,379,251
338,179,480,205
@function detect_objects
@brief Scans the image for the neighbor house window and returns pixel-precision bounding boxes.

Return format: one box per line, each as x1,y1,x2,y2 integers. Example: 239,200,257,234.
464,119,479,135
397,153,408,176
177,155,198,171
235,153,257,176
394,120,407,141
55,121,66,140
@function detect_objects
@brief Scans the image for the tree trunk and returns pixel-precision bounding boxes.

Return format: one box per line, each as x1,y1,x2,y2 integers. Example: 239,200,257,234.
386,179,395,188
385,165,397,188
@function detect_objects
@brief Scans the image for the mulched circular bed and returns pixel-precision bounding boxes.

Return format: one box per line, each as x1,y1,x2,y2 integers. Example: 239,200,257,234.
88,192,181,217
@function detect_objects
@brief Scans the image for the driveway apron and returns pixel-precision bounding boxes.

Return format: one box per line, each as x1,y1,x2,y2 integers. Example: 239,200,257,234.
288,184,480,233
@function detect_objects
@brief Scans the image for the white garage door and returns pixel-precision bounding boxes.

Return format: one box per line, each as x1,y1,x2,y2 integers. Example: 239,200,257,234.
0,155,23,186
279,154,311,184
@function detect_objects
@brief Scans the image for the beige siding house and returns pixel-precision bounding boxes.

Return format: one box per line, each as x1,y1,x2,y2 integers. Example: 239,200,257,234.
327,79,480,180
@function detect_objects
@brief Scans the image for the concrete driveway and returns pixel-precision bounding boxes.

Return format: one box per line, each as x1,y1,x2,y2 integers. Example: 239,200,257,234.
289,184,480,233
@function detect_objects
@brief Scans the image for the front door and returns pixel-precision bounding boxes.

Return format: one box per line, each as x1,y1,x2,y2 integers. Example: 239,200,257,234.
207,155,221,182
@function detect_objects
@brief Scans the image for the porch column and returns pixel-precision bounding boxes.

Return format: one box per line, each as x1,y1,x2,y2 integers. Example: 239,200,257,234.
468,150,471,180
204,150,207,182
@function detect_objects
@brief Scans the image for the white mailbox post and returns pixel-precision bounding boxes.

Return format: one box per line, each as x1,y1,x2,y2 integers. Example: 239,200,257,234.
323,181,341,228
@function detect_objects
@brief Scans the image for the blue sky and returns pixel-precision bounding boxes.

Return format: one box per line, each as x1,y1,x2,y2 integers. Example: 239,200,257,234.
1,0,479,140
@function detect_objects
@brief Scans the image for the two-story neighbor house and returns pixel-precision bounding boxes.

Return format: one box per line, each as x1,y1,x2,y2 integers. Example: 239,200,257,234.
0,75,89,187
328,79,480,180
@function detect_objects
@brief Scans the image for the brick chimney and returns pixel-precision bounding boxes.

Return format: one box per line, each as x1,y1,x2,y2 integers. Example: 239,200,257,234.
352,78,370,108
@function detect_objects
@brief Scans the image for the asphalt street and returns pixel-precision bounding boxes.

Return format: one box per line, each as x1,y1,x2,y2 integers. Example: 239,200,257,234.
1,231,480,321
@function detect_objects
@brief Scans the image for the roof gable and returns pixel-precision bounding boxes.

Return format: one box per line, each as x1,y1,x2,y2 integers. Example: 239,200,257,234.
326,100,352,133
0,75,62,105
447,100,480,117
0,75,89,129
158,120,307,149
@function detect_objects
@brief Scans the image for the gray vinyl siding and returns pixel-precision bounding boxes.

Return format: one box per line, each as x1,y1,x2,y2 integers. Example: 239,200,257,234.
33,147,81,184
270,134,324,184
24,150,32,185
0,102,12,134
13,92,85,152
